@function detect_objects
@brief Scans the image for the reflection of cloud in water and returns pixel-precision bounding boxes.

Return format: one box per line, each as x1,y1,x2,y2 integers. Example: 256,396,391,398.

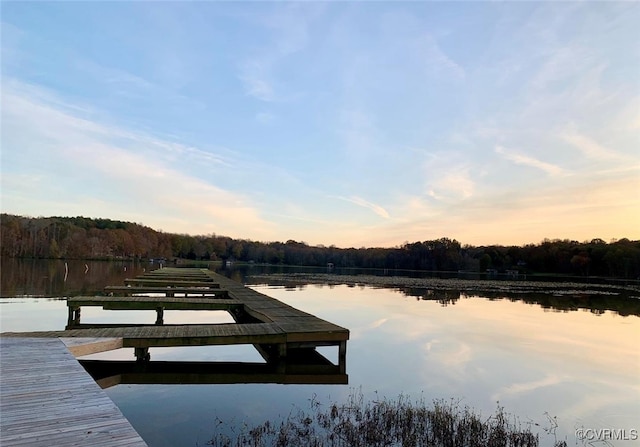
424,339,473,380
349,317,390,340
557,384,640,426
350,312,440,342
369,318,389,329
491,374,565,401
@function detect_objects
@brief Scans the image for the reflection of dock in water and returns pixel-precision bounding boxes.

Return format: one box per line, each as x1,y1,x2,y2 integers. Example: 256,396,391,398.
82,349,348,388
1,268,350,446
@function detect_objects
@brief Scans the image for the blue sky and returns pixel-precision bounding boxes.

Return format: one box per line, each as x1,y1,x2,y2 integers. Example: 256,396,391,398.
1,2,639,247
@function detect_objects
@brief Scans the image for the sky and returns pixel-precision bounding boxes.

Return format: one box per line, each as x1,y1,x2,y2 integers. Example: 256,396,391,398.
1,1,639,248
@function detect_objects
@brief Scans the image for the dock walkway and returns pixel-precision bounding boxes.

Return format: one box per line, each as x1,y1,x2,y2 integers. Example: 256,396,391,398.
0,337,148,447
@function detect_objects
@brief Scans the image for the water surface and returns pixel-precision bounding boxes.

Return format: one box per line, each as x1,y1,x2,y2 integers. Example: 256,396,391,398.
1,260,638,446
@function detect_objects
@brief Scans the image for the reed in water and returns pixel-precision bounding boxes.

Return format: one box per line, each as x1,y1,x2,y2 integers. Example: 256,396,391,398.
207,391,567,447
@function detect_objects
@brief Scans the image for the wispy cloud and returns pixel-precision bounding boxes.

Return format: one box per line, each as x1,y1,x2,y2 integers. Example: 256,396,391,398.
76,59,156,92
421,35,465,80
422,152,476,202
495,145,564,176
4,78,232,177
237,4,319,102
561,130,622,161
428,169,475,201
531,45,594,92
1,79,274,238
240,61,276,102
336,196,390,219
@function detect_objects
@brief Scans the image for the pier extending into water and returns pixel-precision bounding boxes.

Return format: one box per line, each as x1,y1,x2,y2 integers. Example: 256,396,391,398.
1,267,349,446
0,337,148,447
9,268,349,365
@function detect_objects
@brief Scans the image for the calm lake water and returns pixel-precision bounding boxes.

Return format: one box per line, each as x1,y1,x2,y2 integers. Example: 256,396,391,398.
1,259,639,446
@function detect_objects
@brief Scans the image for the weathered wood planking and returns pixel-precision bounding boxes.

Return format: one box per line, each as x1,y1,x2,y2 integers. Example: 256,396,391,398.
2,323,288,347
202,270,350,337
0,337,148,447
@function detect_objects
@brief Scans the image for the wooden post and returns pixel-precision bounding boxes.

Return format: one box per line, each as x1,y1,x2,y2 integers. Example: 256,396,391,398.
67,307,81,326
134,347,150,363
67,306,75,327
155,307,164,325
275,357,286,375
338,341,347,375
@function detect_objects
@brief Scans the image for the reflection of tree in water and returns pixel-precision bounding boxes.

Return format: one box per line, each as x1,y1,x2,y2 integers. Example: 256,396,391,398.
401,288,462,306
0,258,148,297
243,271,640,317
397,287,640,316
3,260,638,318
513,293,640,316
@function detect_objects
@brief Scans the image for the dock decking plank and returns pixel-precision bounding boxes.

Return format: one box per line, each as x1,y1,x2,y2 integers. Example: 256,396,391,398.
2,323,289,346
0,338,148,447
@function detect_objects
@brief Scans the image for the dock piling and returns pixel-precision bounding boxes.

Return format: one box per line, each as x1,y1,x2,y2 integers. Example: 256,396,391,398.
67,306,81,327
155,306,164,325
135,347,150,362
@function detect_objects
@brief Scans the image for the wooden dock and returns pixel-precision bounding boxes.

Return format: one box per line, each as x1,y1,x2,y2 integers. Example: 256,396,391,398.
0,267,349,445
0,337,148,447
5,268,350,365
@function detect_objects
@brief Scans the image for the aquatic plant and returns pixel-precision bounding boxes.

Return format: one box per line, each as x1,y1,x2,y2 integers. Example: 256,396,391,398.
206,392,565,447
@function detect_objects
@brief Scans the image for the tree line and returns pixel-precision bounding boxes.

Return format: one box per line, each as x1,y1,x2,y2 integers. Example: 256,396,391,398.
1,213,639,278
